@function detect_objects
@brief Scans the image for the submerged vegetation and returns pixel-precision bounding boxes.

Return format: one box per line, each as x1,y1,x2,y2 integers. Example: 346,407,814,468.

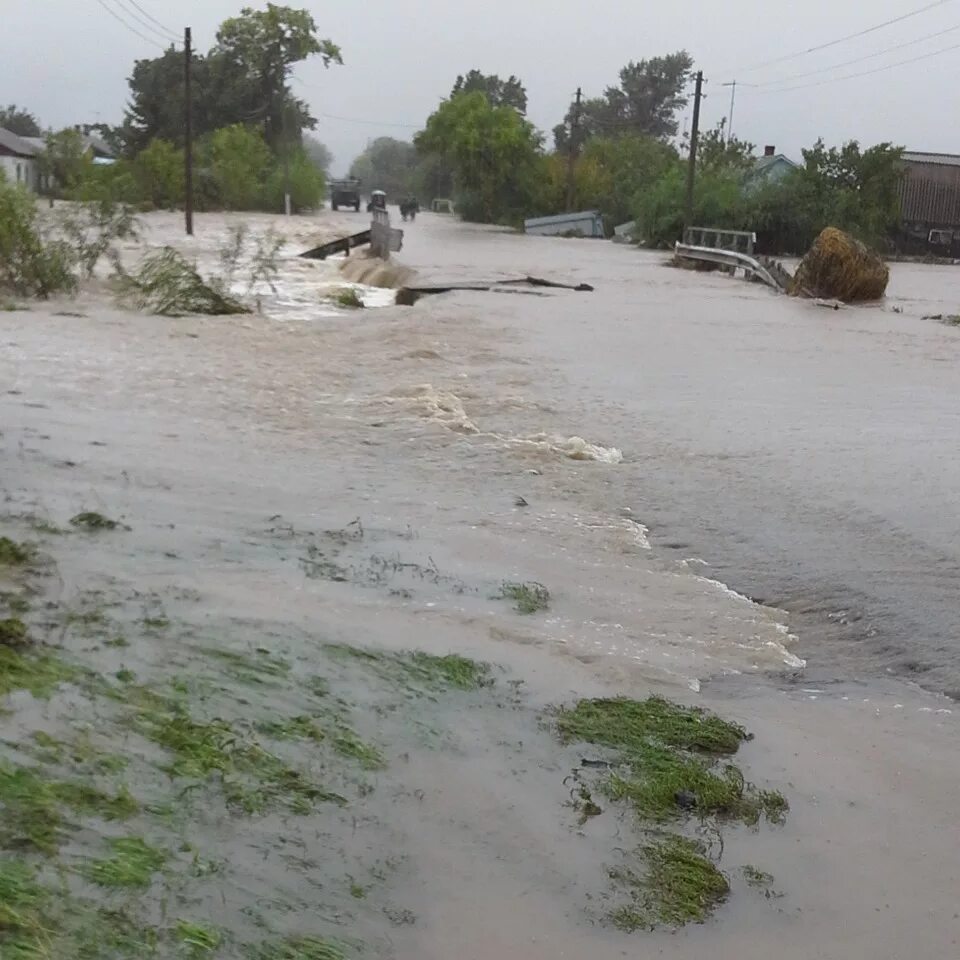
554,696,787,928
0,537,32,566
608,835,730,930
499,581,550,615
323,644,493,693
116,247,251,317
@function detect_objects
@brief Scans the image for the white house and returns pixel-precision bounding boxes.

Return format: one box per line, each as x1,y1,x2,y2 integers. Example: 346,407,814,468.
0,127,41,191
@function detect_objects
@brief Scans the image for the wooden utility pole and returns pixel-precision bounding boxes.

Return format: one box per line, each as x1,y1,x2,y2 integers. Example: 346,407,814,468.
184,26,194,236
565,87,582,212
684,71,704,233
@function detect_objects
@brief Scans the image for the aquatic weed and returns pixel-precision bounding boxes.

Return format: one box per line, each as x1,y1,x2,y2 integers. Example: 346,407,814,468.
608,835,729,930
69,512,123,531
0,859,49,957
499,581,550,615
556,697,750,756
741,865,775,888
0,537,32,566
84,836,166,889
324,644,492,693
176,920,223,957
0,618,29,648
0,645,77,699
202,647,291,687
249,937,346,960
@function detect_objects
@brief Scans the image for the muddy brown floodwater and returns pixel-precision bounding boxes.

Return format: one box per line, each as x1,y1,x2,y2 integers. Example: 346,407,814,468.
1,209,959,959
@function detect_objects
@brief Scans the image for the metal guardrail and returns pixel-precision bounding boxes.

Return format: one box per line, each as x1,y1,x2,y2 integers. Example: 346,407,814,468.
683,227,757,255
674,242,784,292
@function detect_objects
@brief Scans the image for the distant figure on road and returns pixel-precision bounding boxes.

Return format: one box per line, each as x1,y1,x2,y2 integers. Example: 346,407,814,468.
400,196,420,222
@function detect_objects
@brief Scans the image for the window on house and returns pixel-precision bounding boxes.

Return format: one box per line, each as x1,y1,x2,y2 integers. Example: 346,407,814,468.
16,163,22,182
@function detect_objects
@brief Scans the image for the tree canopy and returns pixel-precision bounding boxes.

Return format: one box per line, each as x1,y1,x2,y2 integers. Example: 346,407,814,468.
119,5,341,156
349,137,417,198
555,52,693,149
0,105,41,138
451,71,528,114
416,91,544,223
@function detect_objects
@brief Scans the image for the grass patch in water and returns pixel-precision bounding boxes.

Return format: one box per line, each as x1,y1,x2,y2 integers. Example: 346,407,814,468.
557,697,749,756
742,865,775,888
84,836,166,889
499,581,550,615
0,645,77,699
608,835,729,930
0,537,33,566
332,287,364,309
134,704,345,813
0,763,137,854
29,731,129,776
3,593,31,616
0,859,50,957
202,647,291,687
556,698,785,826
177,920,223,957
250,937,346,960
0,617,29,648
69,512,123,531
324,644,492,693
258,715,385,771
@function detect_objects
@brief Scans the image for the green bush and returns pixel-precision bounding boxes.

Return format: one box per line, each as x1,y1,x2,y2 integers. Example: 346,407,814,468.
0,175,77,297
206,125,272,210
132,139,185,209
264,149,325,212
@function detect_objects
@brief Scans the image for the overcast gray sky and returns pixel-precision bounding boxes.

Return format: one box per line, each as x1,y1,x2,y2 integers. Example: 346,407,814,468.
4,0,959,172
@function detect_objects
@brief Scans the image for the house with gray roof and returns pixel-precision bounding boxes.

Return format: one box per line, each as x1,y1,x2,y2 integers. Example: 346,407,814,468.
0,127,41,191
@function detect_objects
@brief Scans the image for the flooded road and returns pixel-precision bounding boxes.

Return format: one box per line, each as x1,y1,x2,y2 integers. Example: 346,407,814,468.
2,209,959,959
400,216,960,695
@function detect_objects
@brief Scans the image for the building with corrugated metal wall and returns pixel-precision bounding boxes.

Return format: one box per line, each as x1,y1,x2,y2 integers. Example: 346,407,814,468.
898,152,960,252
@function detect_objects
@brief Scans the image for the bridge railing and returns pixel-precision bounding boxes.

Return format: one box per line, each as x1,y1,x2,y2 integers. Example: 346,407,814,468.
682,227,756,256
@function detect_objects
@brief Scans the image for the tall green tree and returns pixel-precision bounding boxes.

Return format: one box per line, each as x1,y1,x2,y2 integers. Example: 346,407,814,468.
451,71,528,114
0,105,41,138
205,124,273,210
302,135,333,175
120,6,341,156
555,52,693,148
349,137,417,198
214,4,341,151
416,91,544,223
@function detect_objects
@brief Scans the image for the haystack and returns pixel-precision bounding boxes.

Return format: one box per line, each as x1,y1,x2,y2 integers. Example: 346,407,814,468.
789,227,888,302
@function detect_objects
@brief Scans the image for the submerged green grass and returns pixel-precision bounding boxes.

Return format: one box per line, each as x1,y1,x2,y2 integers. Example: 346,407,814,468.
0,537,32,566
84,836,166,889
0,763,137,855
0,645,77,699
134,704,345,814
258,715,385,771
69,512,123,531
250,937,346,960
0,859,49,957
608,835,730,930
0,617,29,648
324,644,492,693
557,697,749,755
177,920,223,957
499,581,550,615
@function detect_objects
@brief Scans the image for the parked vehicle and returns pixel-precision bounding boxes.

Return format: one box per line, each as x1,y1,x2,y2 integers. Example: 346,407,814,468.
367,190,387,213
330,179,361,212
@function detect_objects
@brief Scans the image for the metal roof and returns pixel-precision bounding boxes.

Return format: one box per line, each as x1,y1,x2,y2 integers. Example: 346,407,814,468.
0,128,40,157
902,151,960,168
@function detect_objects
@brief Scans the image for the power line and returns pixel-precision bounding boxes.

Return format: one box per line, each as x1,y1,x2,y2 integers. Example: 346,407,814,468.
92,0,168,50
733,0,953,74
113,0,178,42
754,20,960,86
750,36,960,93
119,0,178,39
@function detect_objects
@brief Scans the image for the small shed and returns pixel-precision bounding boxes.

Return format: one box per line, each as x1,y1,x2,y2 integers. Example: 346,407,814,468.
898,152,960,246
0,128,40,191
751,146,799,186
524,210,605,238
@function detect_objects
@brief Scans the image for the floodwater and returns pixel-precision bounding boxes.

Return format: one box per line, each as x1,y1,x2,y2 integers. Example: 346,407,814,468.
2,209,959,959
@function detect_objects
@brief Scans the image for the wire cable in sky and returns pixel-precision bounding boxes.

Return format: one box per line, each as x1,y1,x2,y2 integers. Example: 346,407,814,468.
92,0,169,50
113,0,179,42
318,112,420,129
751,36,960,93
753,20,960,86
734,0,953,74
